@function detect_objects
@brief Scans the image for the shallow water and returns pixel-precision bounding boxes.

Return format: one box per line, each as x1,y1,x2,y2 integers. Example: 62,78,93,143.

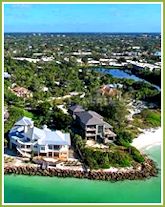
4,145,161,203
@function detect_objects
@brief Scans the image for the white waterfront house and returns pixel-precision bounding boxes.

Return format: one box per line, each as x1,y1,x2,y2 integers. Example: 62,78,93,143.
9,117,71,160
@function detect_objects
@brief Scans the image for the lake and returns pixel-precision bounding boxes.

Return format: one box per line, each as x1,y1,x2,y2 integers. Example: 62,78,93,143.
95,68,160,91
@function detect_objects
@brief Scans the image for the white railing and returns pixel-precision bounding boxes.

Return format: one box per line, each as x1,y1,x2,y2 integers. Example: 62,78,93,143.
17,139,33,145
86,127,96,131
20,147,32,152
16,147,31,158
86,133,96,136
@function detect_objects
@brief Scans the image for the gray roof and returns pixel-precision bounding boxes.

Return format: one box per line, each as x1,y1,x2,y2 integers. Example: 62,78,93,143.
76,111,104,125
25,127,71,146
88,111,103,119
38,130,70,146
69,105,85,113
10,117,71,146
25,127,45,140
14,117,34,126
76,110,113,129
103,121,113,129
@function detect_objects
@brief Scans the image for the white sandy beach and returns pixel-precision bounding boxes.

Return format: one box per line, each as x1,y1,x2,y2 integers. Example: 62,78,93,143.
132,127,162,151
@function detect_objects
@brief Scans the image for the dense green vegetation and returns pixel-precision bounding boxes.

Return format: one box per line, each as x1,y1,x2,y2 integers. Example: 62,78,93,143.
4,106,33,134
72,134,144,169
115,131,134,147
89,100,129,129
129,67,161,87
133,109,161,129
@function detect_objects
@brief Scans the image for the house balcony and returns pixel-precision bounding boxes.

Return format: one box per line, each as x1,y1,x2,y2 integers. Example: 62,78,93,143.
19,147,32,152
17,146,32,152
86,127,96,132
40,149,47,153
17,139,33,146
104,137,115,144
16,147,31,158
104,129,111,134
47,149,61,153
104,129,116,137
86,133,96,137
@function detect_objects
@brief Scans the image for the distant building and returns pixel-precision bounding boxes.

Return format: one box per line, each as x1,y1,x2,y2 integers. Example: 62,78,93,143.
72,51,92,56
88,60,100,66
4,72,11,79
41,56,54,62
12,57,40,63
154,51,161,57
127,60,160,71
99,84,122,98
10,86,33,98
132,46,141,50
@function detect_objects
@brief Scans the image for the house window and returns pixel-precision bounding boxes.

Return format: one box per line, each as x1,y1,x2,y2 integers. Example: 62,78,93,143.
54,152,59,157
108,136,114,140
40,146,45,151
54,145,60,150
89,125,95,128
48,145,53,150
48,152,52,157
26,145,31,149
98,126,103,134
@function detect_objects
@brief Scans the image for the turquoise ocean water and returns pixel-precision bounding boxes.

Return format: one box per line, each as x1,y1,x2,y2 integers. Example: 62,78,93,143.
4,145,161,203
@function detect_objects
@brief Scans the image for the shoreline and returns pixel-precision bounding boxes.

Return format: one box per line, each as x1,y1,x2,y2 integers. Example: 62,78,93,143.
132,127,162,152
4,156,158,181
4,127,161,181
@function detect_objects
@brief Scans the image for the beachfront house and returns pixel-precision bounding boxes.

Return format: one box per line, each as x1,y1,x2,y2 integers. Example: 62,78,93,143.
9,117,71,160
69,105,116,144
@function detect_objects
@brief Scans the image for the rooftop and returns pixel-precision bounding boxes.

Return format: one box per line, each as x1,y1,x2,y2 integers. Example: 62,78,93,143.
10,116,71,146
14,116,34,126
76,110,109,126
69,104,85,113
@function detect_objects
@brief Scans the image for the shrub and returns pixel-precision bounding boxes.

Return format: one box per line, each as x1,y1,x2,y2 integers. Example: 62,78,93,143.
141,109,161,127
115,138,130,147
116,130,134,146
129,146,145,163
99,153,110,169
108,151,131,167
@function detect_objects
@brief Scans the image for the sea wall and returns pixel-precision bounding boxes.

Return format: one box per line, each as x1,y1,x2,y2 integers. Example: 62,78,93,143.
4,158,159,181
